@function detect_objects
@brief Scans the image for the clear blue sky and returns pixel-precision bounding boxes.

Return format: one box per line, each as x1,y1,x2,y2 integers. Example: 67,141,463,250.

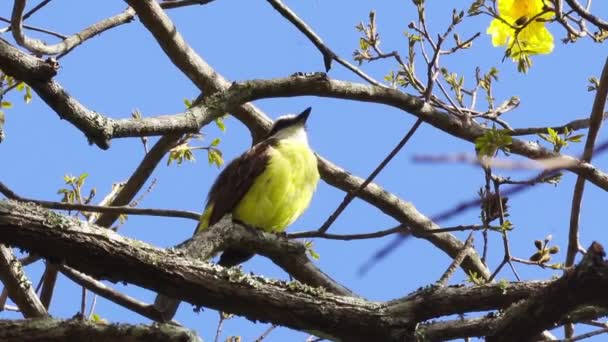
1,0,608,340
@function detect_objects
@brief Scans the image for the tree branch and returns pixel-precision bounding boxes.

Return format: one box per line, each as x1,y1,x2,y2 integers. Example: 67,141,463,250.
564,0,608,30
0,181,200,221
566,57,608,267
0,245,47,318
0,200,590,341
487,242,608,341
265,0,382,86
9,0,217,57
0,318,201,342
59,265,165,322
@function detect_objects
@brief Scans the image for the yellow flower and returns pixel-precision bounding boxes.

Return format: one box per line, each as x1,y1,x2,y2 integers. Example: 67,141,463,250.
487,0,554,62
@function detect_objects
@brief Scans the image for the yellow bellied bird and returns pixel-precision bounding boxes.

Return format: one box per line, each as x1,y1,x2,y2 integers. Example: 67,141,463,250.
154,107,320,321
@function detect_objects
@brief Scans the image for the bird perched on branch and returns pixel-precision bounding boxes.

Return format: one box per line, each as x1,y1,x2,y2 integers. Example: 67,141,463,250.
154,107,320,321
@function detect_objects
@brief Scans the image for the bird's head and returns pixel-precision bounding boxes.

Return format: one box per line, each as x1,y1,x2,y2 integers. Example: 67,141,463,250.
267,107,311,142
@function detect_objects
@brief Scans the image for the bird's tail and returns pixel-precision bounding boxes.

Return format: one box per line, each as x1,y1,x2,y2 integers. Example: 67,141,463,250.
153,294,181,322
153,248,254,321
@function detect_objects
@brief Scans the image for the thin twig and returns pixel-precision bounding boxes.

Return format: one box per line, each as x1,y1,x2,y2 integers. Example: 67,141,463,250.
59,265,166,322
265,0,383,87
0,16,66,39
214,313,227,342
254,325,277,342
558,327,608,341
0,181,200,221
317,118,423,233
436,232,474,287
564,0,608,30
289,225,407,240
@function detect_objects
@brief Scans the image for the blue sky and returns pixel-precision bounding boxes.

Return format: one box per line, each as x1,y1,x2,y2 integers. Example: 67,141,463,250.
1,0,608,340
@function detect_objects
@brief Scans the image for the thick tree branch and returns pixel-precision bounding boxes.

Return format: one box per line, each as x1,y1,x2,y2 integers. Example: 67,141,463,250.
16,72,605,199
0,38,57,81
487,242,608,341
0,200,592,341
0,318,201,342
0,245,47,318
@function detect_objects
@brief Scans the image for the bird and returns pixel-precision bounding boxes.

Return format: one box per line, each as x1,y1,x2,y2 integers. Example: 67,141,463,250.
154,107,320,321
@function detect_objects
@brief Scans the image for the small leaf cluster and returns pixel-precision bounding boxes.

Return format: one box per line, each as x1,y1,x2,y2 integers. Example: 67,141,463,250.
466,271,485,285
441,68,465,105
207,138,224,167
587,76,600,92
167,134,224,168
475,127,512,158
529,235,560,266
57,173,94,205
0,74,33,123
353,11,379,65
537,127,584,153
477,67,499,109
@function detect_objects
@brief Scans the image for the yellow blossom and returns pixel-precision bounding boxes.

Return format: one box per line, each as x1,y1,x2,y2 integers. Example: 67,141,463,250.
487,0,554,66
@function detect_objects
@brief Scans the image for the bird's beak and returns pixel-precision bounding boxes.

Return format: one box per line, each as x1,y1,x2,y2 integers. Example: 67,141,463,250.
296,107,312,124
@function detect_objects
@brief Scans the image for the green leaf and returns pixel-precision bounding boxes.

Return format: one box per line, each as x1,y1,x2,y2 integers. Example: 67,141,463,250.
207,148,224,167
78,173,89,185
1,101,12,109
566,134,584,143
215,116,226,132
63,174,76,184
24,85,32,104
500,220,514,232
210,138,221,147
184,98,192,108
167,143,196,166
90,313,108,324
304,241,320,260
475,128,512,157
15,82,25,91
359,37,369,51
498,279,509,294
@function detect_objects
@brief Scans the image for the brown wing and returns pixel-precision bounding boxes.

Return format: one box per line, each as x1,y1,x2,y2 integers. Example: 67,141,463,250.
206,140,273,227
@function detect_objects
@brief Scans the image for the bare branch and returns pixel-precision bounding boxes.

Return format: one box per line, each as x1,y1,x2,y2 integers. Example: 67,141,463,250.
2,200,596,341
0,245,47,318
317,118,423,233
564,0,608,30
487,242,608,341
507,112,608,136
59,265,165,322
0,181,200,221
0,318,201,342
0,17,66,39
265,0,383,86
566,57,608,267
9,0,217,57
